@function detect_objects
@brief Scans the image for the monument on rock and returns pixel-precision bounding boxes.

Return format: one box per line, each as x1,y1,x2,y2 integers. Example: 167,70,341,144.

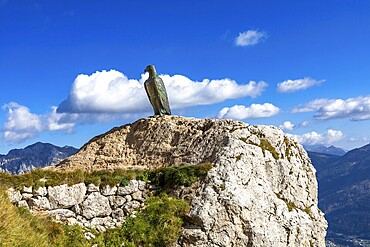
144,64,171,116
50,66,327,246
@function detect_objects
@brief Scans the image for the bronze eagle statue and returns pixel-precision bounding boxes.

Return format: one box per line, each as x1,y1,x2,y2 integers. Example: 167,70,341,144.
144,65,171,116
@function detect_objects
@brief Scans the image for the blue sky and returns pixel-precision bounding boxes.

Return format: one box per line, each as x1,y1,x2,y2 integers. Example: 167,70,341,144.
1,0,370,154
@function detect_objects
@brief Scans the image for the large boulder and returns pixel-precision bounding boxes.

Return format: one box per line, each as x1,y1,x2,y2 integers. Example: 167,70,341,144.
54,116,327,246
48,183,86,209
81,192,112,219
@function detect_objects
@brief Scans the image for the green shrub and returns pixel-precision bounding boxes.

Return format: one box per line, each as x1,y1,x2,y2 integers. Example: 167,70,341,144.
103,194,189,247
149,163,212,191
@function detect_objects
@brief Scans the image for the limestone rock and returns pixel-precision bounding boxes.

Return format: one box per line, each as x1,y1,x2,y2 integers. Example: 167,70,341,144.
17,200,29,208
131,191,144,202
87,183,99,192
117,180,139,196
22,193,33,200
7,188,22,203
48,183,86,209
101,185,117,196
54,116,327,246
112,208,124,219
29,196,51,210
82,192,112,219
23,186,32,193
90,217,109,227
48,209,76,221
108,195,126,209
34,186,47,196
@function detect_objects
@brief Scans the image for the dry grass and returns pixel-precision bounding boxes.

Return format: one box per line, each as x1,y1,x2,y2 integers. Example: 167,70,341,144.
0,189,50,246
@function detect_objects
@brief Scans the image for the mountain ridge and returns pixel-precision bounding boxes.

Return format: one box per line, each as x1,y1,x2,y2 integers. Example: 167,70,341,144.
0,142,78,174
304,144,346,156
309,143,370,246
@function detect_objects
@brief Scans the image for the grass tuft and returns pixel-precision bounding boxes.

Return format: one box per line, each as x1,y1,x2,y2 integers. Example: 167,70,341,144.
148,163,213,191
260,139,279,159
103,193,189,246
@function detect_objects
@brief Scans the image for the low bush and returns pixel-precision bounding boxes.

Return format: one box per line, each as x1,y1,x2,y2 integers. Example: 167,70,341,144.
148,163,212,191
103,194,189,246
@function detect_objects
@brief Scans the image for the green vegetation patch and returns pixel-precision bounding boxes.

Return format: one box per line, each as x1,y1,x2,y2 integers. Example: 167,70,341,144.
0,168,144,190
303,206,313,218
0,164,212,246
0,188,100,247
147,163,212,191
103,194,189,246
0,163,212,191
0,189,188,247
276,192,297,212
260,139,279,159
284,136,292,161
239,137,248,143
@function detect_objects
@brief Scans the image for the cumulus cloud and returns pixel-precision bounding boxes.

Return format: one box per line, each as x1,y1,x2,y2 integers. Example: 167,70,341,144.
293,96,370,120
235,30,266,46
277,77,325,93
2,102,42,142
2,102,77,142
287,129,344,146
217,103,280,120
57,69,268,113
279,121,295,131
299,121,310,128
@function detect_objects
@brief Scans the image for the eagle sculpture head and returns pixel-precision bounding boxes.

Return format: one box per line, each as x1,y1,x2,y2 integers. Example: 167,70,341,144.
144,64,157,75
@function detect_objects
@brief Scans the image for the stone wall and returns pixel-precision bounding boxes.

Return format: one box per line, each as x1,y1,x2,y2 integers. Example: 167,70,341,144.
7,180,151,232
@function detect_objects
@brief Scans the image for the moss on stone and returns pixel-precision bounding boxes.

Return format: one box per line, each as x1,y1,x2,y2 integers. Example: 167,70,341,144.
260,139,279,159
276,192,297,212
239,137,248,143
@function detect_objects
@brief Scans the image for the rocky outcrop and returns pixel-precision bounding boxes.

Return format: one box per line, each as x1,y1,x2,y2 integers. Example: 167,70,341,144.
50,116,327,246
8,180,149,231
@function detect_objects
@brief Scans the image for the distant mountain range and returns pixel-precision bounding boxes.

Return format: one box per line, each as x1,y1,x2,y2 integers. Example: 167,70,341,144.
0,142,78,174
308,143,370,246
304,144,347,156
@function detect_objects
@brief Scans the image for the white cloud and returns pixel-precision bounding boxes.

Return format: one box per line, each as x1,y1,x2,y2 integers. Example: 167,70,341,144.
2,69,268,142
277,77,325,93
57,69,268,113
287,129,344,146
293,96,370,120
349,136,370,142
279,121,295,131
2,102,42,142
2,102,77,142
292,98,332,113
47,106,78,131
235,30,266,46
217,103,280,120
300,121,310,128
